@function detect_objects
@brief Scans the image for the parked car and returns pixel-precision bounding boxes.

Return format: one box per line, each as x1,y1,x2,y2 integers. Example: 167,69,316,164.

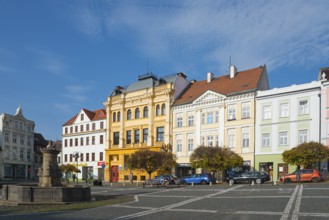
279,169,322,183
146,174,179,185
226,171,270,184
180,174,215,185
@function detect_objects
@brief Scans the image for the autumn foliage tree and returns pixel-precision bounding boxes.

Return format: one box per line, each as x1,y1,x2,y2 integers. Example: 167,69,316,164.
59,164,79,178
282,141,329,168
128,149,176,179
190,146,243,174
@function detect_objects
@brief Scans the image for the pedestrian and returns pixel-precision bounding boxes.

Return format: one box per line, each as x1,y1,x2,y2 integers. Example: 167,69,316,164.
73,174,76,182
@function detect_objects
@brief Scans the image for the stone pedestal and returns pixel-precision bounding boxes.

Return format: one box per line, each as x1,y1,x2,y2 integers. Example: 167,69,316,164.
38,147,62,187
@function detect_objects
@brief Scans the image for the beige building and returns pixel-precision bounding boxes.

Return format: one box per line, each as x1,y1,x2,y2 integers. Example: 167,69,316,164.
104,73,190,182
172,65,269,177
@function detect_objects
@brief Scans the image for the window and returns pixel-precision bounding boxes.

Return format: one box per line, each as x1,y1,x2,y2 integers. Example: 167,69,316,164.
156,105,161,116
207,112,214,124
70,127,73,133
161,104,166,115
124,155,129,170
92,153,95,161
176,113,183,127
263,106,271,120
134,129,140,143
65,127,68,134
280,103,289,117
86,124,90,131
215,111,219,123
113,132,119,145
92,123,96,130
299,100,309,115
202,113,206,124
176,135,182,152
279,132,288,145
113,112,116,122
13,134,17,143
20,135,24,145
228,129,236,148
242,127,250,148
4,133,9,142
228,105,236,120
27,136,32,146
242,103,250,118
215,135,219,147
75,126,78,133
201,136,205,146
86,153,89,161
64,139,67,147
80,125,83,132
75,138,78,146
117,112,121,122
92,136,95,145
64,154,67,162
99,152,103,161
20,148,24,161
207,136,213,147
135,108,140,119
100,121,104,129
262,133,270,147
188,112,194,126
126,130,131,144
86,137,90,145
80,137,84,146
70,139,73,147
100,135,104,144
187,133,194,151
156,127,164,142
80,153,84,162
143,128,148,143
143,106,148,118
69,154,73,162
80,113,84,121
127,109,132,120
298,130,308,144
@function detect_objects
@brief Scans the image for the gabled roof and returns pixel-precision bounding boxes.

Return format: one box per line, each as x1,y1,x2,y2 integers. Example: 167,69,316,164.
62,108,106,126
174,65,267,106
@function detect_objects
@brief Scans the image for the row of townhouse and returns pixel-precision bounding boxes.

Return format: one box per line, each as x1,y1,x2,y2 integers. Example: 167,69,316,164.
61,65,329,182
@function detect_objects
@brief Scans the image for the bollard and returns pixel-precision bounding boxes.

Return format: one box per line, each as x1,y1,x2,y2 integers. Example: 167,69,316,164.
136,182,139,187
192,182,194,187
111,182,113,187
251,180,254,186
273,181,277,186
123,182,125,187
210,182,212,186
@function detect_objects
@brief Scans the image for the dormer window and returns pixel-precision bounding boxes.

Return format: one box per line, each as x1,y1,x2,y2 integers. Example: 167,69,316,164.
81,114,84,121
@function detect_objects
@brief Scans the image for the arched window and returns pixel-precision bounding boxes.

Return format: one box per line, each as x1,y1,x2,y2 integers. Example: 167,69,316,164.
156,104,161,116
161,104,166,115
113,112,116,122
117,112,121,122
143,106,148,118
127,109,132,120
135,108,140,119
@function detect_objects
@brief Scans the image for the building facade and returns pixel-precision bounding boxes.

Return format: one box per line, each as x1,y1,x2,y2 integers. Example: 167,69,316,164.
62,108,107,180
0,106,35,180
172,65,269,177
255,81,321,181
104,73,190,182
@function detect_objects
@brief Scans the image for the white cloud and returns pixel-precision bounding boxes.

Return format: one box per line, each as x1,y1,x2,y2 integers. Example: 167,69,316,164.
67,0,329,73
63,84,92,102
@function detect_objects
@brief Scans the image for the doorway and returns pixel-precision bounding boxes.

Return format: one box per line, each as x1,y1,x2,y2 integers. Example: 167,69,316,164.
111,166,119,182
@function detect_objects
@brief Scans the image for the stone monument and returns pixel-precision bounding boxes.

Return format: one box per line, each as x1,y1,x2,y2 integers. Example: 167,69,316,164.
1,141,91,204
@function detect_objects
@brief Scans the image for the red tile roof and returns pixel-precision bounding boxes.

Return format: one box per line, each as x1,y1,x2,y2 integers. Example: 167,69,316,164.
63,108,106,126
174,65,267,106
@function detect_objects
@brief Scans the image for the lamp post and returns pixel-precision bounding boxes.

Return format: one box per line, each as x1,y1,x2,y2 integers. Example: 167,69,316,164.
161,143,172,173
73,152,80,185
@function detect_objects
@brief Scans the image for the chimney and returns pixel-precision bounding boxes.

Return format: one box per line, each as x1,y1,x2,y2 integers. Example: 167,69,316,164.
207,72,213,83
230,65,237,78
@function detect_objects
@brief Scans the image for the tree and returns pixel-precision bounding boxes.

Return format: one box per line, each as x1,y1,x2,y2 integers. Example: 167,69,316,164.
190,146,243,173
59,164,79,178
128,149,166,179
157,151,177,175
282,141,329,168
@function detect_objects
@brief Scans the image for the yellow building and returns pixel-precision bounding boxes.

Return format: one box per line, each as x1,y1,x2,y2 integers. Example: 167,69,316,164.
104,73,190,182
172,65,269,176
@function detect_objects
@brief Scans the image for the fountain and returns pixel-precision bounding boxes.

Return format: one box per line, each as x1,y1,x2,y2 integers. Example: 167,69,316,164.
1,141,91,204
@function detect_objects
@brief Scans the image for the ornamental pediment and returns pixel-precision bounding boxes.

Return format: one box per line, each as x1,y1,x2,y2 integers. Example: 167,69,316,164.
193,90,226,104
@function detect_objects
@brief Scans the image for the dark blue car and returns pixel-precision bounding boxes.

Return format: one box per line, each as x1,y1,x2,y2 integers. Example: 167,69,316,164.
180,174,215,185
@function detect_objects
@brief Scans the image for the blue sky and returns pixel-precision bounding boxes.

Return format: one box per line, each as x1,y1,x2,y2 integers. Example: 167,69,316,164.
1,0,328,140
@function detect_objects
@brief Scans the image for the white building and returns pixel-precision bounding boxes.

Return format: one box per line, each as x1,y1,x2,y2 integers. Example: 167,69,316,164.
255,81,321,181
0,106,35,180
62,108,107,180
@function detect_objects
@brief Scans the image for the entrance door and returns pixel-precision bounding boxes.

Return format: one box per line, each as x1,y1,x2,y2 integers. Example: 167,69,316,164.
98,168,104,181
111,166,119,182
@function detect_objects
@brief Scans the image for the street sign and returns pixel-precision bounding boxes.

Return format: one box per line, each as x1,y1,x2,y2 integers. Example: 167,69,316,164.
101,164,106,168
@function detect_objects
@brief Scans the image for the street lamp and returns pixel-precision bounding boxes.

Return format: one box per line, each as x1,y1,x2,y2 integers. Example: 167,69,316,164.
73,152,80,185
161,143,172,173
